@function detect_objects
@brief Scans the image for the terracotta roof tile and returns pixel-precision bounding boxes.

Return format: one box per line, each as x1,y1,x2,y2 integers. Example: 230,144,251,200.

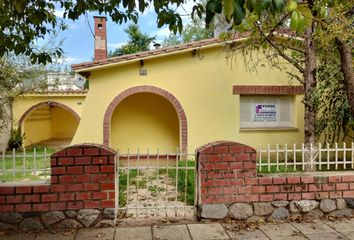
71,29,297,71
23,89,88,94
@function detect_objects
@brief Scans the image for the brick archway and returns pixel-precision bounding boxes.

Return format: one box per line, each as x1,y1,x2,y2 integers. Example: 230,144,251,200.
18,101,80,128
103,85,188,153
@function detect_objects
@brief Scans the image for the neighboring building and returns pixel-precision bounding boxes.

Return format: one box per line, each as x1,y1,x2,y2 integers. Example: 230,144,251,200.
12,16,305,152
46,72,80,91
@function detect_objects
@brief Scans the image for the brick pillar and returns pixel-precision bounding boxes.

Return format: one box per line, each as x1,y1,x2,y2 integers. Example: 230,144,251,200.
94,16,107,61
196,141,257,204
50,144,116,210
0,144,116,213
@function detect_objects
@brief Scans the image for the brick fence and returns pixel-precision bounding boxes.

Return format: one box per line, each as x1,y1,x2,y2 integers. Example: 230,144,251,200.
0,141,353,223
0,144,115,213
197,141,354,205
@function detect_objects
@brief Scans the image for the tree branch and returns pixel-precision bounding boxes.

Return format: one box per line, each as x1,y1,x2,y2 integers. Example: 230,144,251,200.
255,23,305,74
260,13,290,45
279,44,305,55
287,71,305,84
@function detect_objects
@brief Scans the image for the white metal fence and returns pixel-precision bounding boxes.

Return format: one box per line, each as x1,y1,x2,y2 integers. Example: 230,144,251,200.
258,143,354,172
0,148,51,183
114,149,196,219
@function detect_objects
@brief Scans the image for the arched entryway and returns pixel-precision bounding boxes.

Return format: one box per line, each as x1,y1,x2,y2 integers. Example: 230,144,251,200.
103,86,188,153
19,101,80,148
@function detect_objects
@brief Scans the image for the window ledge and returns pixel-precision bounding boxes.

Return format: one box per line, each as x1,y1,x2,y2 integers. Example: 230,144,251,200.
239,127,299,132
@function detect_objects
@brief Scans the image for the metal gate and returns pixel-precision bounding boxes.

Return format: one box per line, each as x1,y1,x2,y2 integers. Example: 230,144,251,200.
114,149,197,220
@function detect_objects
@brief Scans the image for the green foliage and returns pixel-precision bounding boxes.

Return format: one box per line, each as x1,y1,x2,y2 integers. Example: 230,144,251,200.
7,129,24,150
205,0,288,27
312,2,354,144
0,52,57,134
216,0,354,145
315,51,354,144
0,0,188,63
163,18,214,47
161,160,195,205
0,0,64,64
109,25,155,57
2,0,352,66
118,169,138,207
0,148,55,182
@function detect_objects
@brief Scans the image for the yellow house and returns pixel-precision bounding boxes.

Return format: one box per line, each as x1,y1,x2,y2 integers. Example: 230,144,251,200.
13,17,305,153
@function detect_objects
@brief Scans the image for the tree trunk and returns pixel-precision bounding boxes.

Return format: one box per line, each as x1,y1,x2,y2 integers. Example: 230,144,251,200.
304,25,317,145
303,23,317,171
336,38,354,116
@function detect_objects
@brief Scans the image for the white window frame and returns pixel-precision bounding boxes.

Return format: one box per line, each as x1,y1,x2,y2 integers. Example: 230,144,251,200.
240,95,293,129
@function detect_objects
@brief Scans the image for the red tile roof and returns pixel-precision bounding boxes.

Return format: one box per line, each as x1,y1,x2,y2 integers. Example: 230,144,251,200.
71,29,298,71
23,89,88,94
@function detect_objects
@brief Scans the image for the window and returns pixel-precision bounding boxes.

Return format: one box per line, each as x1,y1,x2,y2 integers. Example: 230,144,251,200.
240,95,293,128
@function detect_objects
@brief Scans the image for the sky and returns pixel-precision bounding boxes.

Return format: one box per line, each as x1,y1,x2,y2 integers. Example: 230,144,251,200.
53,2,195,65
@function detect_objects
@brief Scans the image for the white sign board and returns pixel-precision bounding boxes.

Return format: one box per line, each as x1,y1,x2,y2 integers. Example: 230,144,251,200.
253,103,277,122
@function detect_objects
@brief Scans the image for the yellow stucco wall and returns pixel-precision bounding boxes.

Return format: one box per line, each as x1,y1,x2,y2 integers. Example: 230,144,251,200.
51,106,79,139
72,44,305,152
13,93,85,147
21,105,81,147
23,106,51,146
110,92,179,151
13,94,85,129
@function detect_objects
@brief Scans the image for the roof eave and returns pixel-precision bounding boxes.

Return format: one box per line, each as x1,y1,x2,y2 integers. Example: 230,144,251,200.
72,41,223,73
72,31,301,73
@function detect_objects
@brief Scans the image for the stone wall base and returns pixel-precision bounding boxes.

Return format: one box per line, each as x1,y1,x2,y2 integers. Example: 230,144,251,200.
199,198,354,222
0,208,116,232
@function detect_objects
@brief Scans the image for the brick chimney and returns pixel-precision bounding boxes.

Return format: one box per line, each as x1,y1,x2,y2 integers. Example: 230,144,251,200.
94,16,107,61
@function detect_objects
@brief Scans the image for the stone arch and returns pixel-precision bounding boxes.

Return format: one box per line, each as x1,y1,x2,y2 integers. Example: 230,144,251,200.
103,85,188,153
18,101,80,128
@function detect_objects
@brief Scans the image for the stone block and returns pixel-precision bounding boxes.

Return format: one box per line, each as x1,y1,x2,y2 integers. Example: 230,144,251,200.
254,202,274,216
200,204,228,219
229,203,253,220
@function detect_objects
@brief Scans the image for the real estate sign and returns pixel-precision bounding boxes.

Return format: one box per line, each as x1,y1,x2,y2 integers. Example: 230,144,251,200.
253,104,277,122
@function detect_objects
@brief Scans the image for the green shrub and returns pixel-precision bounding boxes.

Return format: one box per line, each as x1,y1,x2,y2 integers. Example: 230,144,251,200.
7,129,24,150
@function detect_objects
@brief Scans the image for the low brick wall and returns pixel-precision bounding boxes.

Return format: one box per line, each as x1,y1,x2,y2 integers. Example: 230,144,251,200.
0,144,116,230
197,141,354,220
1,141,354,230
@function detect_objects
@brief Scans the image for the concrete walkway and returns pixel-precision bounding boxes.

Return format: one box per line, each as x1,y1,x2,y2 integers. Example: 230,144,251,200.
2,219,354,240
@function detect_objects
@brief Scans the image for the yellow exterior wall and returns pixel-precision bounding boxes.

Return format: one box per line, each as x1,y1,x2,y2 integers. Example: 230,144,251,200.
13,94,85,129
23,106,51,146
51,106,79,139
72,44,305,152
110,92,179,151
14,93,85,147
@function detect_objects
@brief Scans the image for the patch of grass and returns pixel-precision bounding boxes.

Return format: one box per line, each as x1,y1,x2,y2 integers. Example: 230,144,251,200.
0,172,45,182
257,159,354,173
130,178,147,188
0,147,55,182
162,160,195,206
148,185,165,197
257,161,304,173
117,169,138,207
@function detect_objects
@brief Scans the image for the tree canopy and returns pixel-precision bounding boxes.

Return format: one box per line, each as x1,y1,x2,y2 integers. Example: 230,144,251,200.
109,24,156,57
214,0,353,145
163,18,214,47
0,0,188,64
1,0,353,146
